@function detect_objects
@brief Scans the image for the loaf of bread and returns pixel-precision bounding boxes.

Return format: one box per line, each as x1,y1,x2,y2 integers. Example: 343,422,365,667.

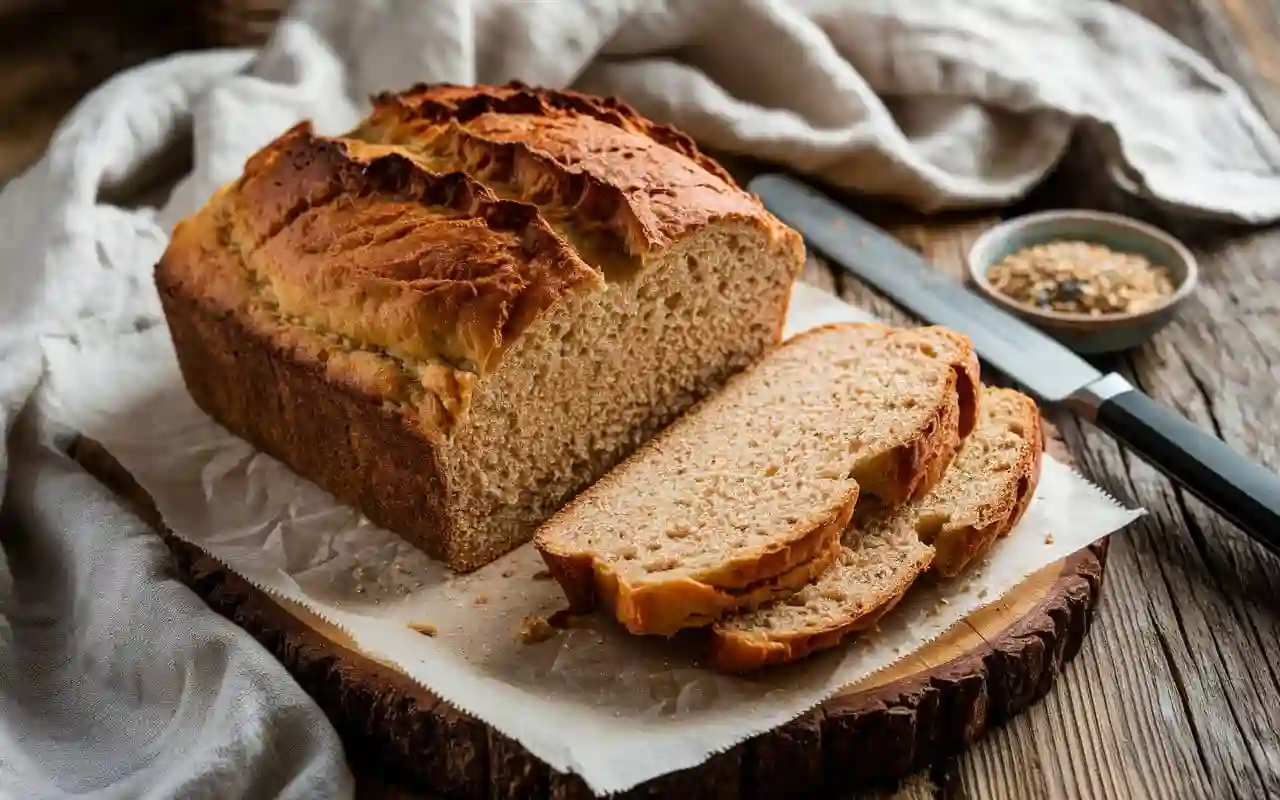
155,82,805,572
534,323,980,636
708,387,1043,673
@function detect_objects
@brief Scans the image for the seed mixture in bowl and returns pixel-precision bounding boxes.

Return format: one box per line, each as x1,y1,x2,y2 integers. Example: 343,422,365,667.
987,240,1176,316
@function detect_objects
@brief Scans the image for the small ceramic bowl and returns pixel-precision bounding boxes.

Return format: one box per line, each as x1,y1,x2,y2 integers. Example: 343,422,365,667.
967,210,1198,354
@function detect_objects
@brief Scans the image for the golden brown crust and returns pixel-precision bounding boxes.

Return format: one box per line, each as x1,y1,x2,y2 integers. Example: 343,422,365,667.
368,80,742,189
539,488,856,637
929,390,1044,577
707,552,931,674
356,81,785,261
170,122,603,373
160,82,798,443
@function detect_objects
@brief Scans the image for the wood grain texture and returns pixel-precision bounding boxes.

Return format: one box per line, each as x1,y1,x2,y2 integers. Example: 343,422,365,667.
789,3,1280,797
924,2,1280,798
0,1,200,184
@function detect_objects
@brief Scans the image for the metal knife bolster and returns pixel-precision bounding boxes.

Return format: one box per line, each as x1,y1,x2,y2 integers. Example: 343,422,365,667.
1065,373,1134,420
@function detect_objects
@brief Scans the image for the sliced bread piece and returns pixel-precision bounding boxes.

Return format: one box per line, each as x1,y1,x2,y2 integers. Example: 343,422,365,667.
922,388,1044,576
708,387,1043,672
534,322,980,636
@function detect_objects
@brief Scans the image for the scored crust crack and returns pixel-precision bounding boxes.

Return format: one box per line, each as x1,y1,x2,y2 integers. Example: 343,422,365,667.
534,322,981,637
708,387,1045,673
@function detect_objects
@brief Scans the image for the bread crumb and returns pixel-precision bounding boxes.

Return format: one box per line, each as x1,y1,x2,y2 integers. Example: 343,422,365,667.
519,615,556,644
1044,533,1056,545
502,568,515,578
409,621,437,636
474,593,489,606
939,598,950,606
532,569,552,581
978,588,988,599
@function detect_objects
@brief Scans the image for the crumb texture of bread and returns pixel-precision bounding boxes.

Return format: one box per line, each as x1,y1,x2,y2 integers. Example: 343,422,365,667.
534,323,980,636
155,81,805,571
919,387,1045,576
709,387,1044,673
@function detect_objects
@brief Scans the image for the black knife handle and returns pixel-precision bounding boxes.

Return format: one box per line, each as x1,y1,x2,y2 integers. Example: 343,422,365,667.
1095,388,1280,555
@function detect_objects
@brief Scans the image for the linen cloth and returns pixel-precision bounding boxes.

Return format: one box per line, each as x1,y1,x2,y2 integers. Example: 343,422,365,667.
3,1,1278,797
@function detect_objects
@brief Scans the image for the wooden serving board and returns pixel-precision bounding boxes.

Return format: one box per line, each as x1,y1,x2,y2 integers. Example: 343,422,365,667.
70,427,1107,800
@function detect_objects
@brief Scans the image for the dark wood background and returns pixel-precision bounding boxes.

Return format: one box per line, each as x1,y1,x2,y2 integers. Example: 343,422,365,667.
2,1,1278,797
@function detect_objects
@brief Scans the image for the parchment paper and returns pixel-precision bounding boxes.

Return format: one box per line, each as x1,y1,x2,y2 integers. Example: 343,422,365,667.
38,282,1143,796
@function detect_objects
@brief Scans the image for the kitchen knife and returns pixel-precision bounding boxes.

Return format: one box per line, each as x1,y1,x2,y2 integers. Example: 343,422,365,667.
751,173,1280,555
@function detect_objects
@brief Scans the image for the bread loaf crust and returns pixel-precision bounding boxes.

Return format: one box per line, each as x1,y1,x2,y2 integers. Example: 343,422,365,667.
156,82,804,571
156,274,461,562
160,82,795,441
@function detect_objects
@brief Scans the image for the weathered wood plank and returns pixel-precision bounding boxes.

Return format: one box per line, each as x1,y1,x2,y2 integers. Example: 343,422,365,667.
804,5,1280,790
973,4,1280,798
1004,413,1223,800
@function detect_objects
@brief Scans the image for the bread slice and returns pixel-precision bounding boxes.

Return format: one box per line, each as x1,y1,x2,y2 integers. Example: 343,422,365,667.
708,387,1043,673
534,323,980,636
923,388,1044,576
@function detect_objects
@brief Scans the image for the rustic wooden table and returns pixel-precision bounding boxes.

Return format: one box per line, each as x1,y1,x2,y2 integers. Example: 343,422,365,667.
830,3,1280,797
4,2,1278,799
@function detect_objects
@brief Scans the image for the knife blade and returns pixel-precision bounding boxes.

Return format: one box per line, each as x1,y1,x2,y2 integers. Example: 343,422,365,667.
752,173,1280,554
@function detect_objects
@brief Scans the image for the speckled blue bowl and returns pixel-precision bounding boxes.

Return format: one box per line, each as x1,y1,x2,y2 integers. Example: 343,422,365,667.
967,210,1198,354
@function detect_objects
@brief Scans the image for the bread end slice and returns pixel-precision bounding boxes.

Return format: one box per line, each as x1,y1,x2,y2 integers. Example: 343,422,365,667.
708,386,1044,672
926,388,1043,577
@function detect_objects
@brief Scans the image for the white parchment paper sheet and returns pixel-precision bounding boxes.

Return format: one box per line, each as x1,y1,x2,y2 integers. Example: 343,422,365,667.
39,282,1142,796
